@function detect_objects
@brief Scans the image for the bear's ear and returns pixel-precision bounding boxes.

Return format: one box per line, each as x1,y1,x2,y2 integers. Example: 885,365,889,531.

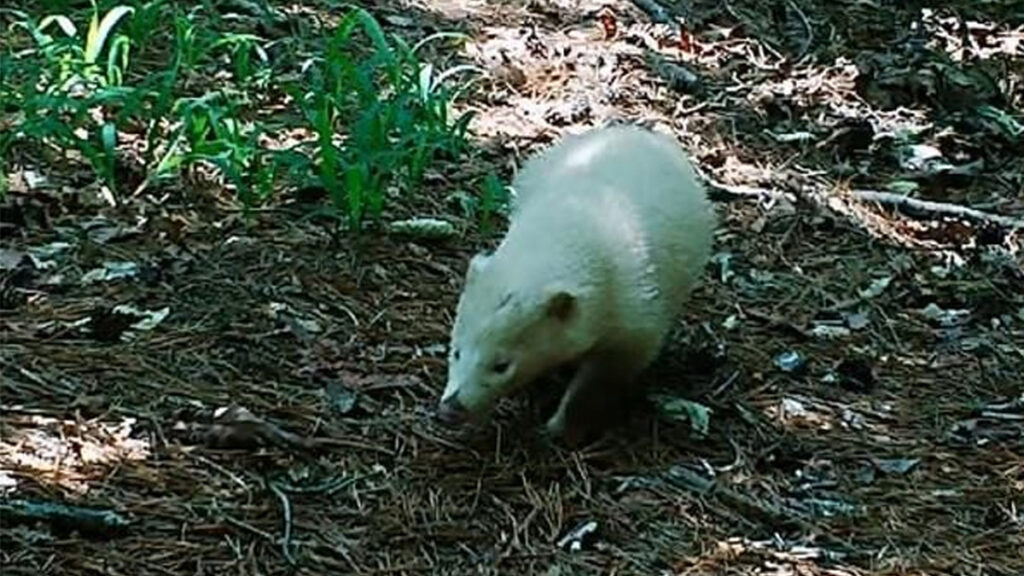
465,252,492,284
543,288,577,322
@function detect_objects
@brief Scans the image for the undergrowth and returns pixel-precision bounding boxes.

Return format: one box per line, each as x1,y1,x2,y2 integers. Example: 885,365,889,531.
0,1,481,230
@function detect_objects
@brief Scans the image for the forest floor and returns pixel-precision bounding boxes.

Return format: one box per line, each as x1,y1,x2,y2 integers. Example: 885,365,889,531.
2,0,1023,574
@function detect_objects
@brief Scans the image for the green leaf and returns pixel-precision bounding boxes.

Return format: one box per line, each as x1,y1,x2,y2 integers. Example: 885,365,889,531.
650,394,713,436
336,6,391,58
411,31,471,55
976,105,1024,140
85,5,134,64
417,62,433,102
885,180,919,195
38,15,78,38
343,162,367,225
432,64,484,91
100,121,118,192
105,35,131,85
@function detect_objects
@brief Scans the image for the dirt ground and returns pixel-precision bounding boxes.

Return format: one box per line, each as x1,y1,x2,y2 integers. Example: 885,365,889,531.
2,0,1023,574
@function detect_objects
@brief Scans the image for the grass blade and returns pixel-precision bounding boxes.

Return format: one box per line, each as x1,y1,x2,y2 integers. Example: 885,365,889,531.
85,5,134,64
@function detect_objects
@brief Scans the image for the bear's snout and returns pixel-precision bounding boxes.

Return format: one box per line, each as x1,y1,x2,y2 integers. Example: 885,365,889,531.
436,394,469,426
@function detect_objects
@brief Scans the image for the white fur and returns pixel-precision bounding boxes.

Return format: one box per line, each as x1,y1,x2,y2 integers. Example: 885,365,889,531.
442,124,716,436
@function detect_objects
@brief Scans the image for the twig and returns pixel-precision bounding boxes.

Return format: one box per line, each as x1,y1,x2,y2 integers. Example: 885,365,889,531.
706,180,794,204
693,169,1024,232
310,436,395,455
224,514,276,541
187,451,251,493
714,435,745,473
662,466,859,554
689,163,794,204
721,0,742,24
851,189,1024,229
784,0,814,60
743,307,811,340
272,469,383,498
980,411,1023,421
664,465,806,528
268,481,297,566
0,499,131,539
645,50,703,94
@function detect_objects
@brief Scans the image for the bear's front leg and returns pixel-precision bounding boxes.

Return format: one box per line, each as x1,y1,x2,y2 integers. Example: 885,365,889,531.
544,352,645,445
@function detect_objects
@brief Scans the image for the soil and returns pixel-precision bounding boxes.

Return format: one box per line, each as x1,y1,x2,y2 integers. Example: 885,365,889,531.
2,1,1023,574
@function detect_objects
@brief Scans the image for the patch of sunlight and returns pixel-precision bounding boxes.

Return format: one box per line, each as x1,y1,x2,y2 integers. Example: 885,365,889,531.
406,0,489,20
444,0,700,139
745,57,861,113
704,536,862,575
762,394,894,439
436,0,940,149
410,0,607,21
746,56,937,141
920,9,1024,62
714,155,778,187
0,414,151,495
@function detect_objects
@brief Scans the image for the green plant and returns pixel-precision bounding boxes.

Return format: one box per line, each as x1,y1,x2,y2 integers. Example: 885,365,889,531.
478,171,510,235
134,7,205,181
11,2,135,90
2,3,479,226
169,92,276,210
287,5,480,230
2,3,138,198
8,63,124,197
211,33,270,88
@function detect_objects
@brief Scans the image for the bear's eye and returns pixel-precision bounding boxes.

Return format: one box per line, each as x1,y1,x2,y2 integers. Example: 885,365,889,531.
452,349,460,361
491,360,511,375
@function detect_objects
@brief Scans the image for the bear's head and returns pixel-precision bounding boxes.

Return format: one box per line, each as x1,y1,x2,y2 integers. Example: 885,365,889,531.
438,251,596,425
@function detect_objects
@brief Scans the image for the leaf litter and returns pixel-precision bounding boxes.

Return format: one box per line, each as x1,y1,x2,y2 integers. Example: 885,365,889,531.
1,0,1023,575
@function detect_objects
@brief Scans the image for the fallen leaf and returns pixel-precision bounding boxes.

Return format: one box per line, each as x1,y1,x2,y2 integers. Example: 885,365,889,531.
81,262,139,284
919,303,971,327
844,310,871,330
87,308,141,342
0,249,26,271
325,380,359,415
858,276,892,299
112,305,170,332
874,458,920,475
386,218,456,241
774,350,807,374
598,9,617,40
650,394,712,436
556,520,598,552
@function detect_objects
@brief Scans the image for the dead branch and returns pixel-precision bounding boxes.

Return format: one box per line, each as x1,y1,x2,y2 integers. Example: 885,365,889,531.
690,164,796,203
0,499,131,539
663,465,807,529
850,189,1024,229
171,405,317,451
694,164,1023,231
705,181,794,203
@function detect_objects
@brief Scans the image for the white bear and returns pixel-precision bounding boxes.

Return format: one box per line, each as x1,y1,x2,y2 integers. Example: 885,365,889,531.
438,124,716,442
